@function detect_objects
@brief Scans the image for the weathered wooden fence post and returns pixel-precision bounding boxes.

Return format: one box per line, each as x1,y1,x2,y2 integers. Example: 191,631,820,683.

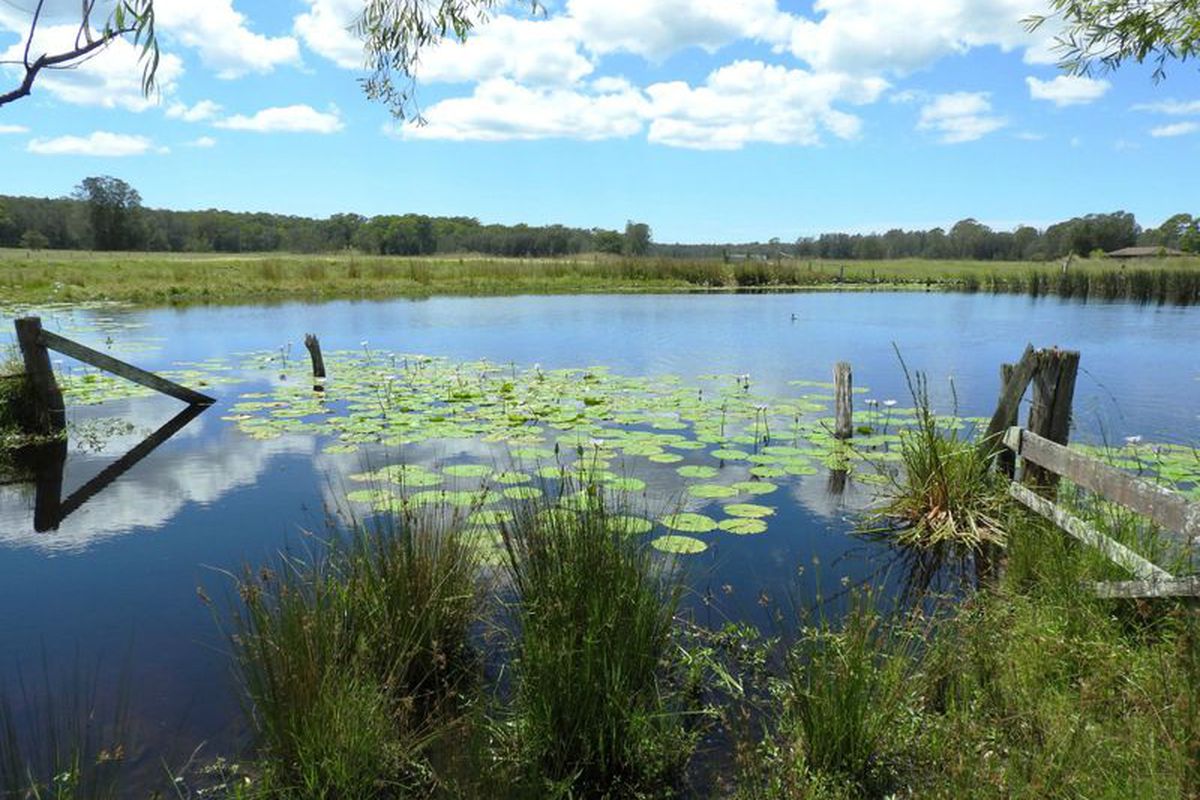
1024,348,1080,493
834,361,853,440
304,334,326,380
14,317,65,434
996,363,1017,479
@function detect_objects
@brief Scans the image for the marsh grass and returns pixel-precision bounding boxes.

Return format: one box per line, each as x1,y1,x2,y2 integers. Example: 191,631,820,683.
872,365,1005,549
766,589,918,796
4,249,1199,306
497,484,699,797
0,662,131,800
227,505,483,798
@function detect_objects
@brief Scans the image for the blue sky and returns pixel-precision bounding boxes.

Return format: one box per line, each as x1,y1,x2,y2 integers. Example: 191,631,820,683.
1,0,1198,242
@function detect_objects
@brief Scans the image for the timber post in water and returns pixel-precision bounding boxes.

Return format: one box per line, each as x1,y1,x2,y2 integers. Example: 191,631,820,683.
1024,348,1080,494
304,333,326,388
996,363,1018,480
833,361,853,440
12,316,215,436
13,317,65,434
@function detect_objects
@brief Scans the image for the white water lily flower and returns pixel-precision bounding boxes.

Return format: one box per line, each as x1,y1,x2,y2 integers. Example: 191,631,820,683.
1124,435,1143,445
883,399,897,407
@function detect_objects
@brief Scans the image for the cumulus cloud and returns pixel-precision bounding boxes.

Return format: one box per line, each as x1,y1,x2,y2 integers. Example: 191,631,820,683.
294,0,363,69
1026,75,1110,106
215,104,345,134
26,131,159,156
1133,99,1200,116
417,16,594,86
917,92,1006,143
166,100,223,122
1150,121,1199,138
779,0,1057,76
565,0,789,60
184,136,217,148
398,78,649,142
152,0,300,78
645,60,886,150
0,124,29,134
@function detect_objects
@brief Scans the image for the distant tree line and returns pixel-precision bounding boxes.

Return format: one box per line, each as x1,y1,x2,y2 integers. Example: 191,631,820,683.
0,178,651,259
658,213,1200,261
0,178,1196,261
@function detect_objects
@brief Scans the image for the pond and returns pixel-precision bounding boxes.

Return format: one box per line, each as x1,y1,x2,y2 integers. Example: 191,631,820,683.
1,290,1198,777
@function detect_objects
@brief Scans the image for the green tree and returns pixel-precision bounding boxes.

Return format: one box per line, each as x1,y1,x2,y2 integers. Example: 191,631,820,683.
73,176,145,251
19,229,49,250
593,229,624,255
623,221,652,257
1027,1,1200,80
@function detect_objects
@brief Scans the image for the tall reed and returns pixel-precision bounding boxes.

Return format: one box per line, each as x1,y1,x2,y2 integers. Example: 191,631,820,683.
228,506,483,798
498,486,697,796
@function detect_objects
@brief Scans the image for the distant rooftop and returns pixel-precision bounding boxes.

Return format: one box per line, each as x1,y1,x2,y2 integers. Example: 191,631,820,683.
1107,246,1185,258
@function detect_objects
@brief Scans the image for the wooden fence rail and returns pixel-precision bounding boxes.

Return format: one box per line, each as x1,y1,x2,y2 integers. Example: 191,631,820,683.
1002,425,1200,598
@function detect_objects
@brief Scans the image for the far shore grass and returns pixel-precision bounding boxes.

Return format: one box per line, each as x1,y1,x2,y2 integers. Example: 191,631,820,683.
3,248,1199,307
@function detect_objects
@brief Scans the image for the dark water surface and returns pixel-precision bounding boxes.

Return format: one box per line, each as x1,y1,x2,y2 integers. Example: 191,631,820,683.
1,291,1197,772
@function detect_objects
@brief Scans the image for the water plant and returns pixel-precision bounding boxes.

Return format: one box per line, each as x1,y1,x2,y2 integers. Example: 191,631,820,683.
226,504,483,798
871,365,1005,549
0,661,131,800
497,485,700,796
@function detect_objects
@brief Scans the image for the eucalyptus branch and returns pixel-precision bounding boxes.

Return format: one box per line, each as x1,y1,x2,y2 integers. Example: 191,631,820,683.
1,0,159,110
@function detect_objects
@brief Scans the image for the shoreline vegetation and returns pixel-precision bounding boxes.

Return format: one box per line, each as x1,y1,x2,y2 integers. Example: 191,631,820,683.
3,249,1200,307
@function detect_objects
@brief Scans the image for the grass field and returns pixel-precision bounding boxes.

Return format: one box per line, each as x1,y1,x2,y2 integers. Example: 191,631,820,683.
3,249,1199,306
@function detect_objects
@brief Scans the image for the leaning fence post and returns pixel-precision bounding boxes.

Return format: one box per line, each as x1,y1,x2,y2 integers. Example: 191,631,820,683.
834,361,853,440
1025,348,1080,493
996,363,1017,479
13,317,65,434
304,334,326,381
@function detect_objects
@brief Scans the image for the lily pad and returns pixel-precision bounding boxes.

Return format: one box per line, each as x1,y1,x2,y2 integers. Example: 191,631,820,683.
718,517,769,535
723,503,776,519
661,512,718,533
688,483,739,499
651,535,708,555
732,481,779,496
677,465,719,479
444,464,493,478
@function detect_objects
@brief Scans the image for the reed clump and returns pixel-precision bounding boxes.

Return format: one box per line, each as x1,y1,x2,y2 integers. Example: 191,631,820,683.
874,371,1006,549
228,508,483,798
497,487,699,796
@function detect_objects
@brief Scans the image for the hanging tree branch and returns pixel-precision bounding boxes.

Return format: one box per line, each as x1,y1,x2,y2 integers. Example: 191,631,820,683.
0,0,159,109
354,0,539,120
1025,0,1200,81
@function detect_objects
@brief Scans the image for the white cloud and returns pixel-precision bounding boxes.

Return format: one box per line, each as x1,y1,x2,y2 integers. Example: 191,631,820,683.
401,59,886,150
1014,131,1044,140
779,0,1060,75
1026,75,1110,106
294,0,364,69
166,99,223,122
565,0,790,60
152,0,300,78
215,104,345,134
184,136,217,148
917,92,1006,143
399,78,649,142
26,131,158,156
0,30,183,111
1133,99,1200,116
1150,121,1199,138
645,60,886,150
417,16,594,86
0,124,29,134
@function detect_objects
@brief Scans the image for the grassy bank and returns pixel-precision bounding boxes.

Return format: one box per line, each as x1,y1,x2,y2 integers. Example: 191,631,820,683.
3,249,1199,306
